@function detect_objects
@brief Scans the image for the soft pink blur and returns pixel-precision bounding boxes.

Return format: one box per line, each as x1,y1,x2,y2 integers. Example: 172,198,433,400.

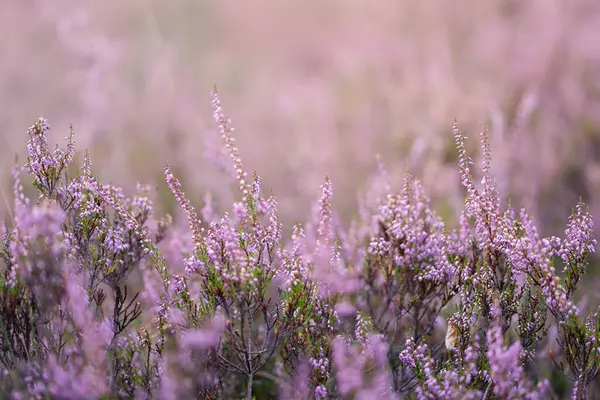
2,0,600,236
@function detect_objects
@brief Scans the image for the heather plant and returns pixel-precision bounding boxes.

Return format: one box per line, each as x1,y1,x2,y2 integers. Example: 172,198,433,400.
392,124,600,399
0,118,170,398
1,88,600,400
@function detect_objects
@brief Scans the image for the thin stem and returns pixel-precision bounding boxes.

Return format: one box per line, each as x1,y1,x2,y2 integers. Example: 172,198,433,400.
246,373,253,400
481,381,493,400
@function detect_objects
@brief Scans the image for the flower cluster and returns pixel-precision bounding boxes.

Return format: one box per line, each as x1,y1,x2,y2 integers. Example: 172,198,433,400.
0,90,599,399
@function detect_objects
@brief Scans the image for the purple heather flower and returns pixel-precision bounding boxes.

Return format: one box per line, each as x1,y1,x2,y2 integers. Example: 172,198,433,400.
164,163,204,249
486,314,549,399
558,201,597,268
211,86,249,198
9,201,67,314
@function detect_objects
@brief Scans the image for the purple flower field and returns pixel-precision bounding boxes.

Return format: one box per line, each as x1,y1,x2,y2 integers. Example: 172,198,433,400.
1,87,599,399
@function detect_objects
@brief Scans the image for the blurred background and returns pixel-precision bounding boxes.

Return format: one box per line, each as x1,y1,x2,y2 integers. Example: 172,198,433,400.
2,0,600,239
